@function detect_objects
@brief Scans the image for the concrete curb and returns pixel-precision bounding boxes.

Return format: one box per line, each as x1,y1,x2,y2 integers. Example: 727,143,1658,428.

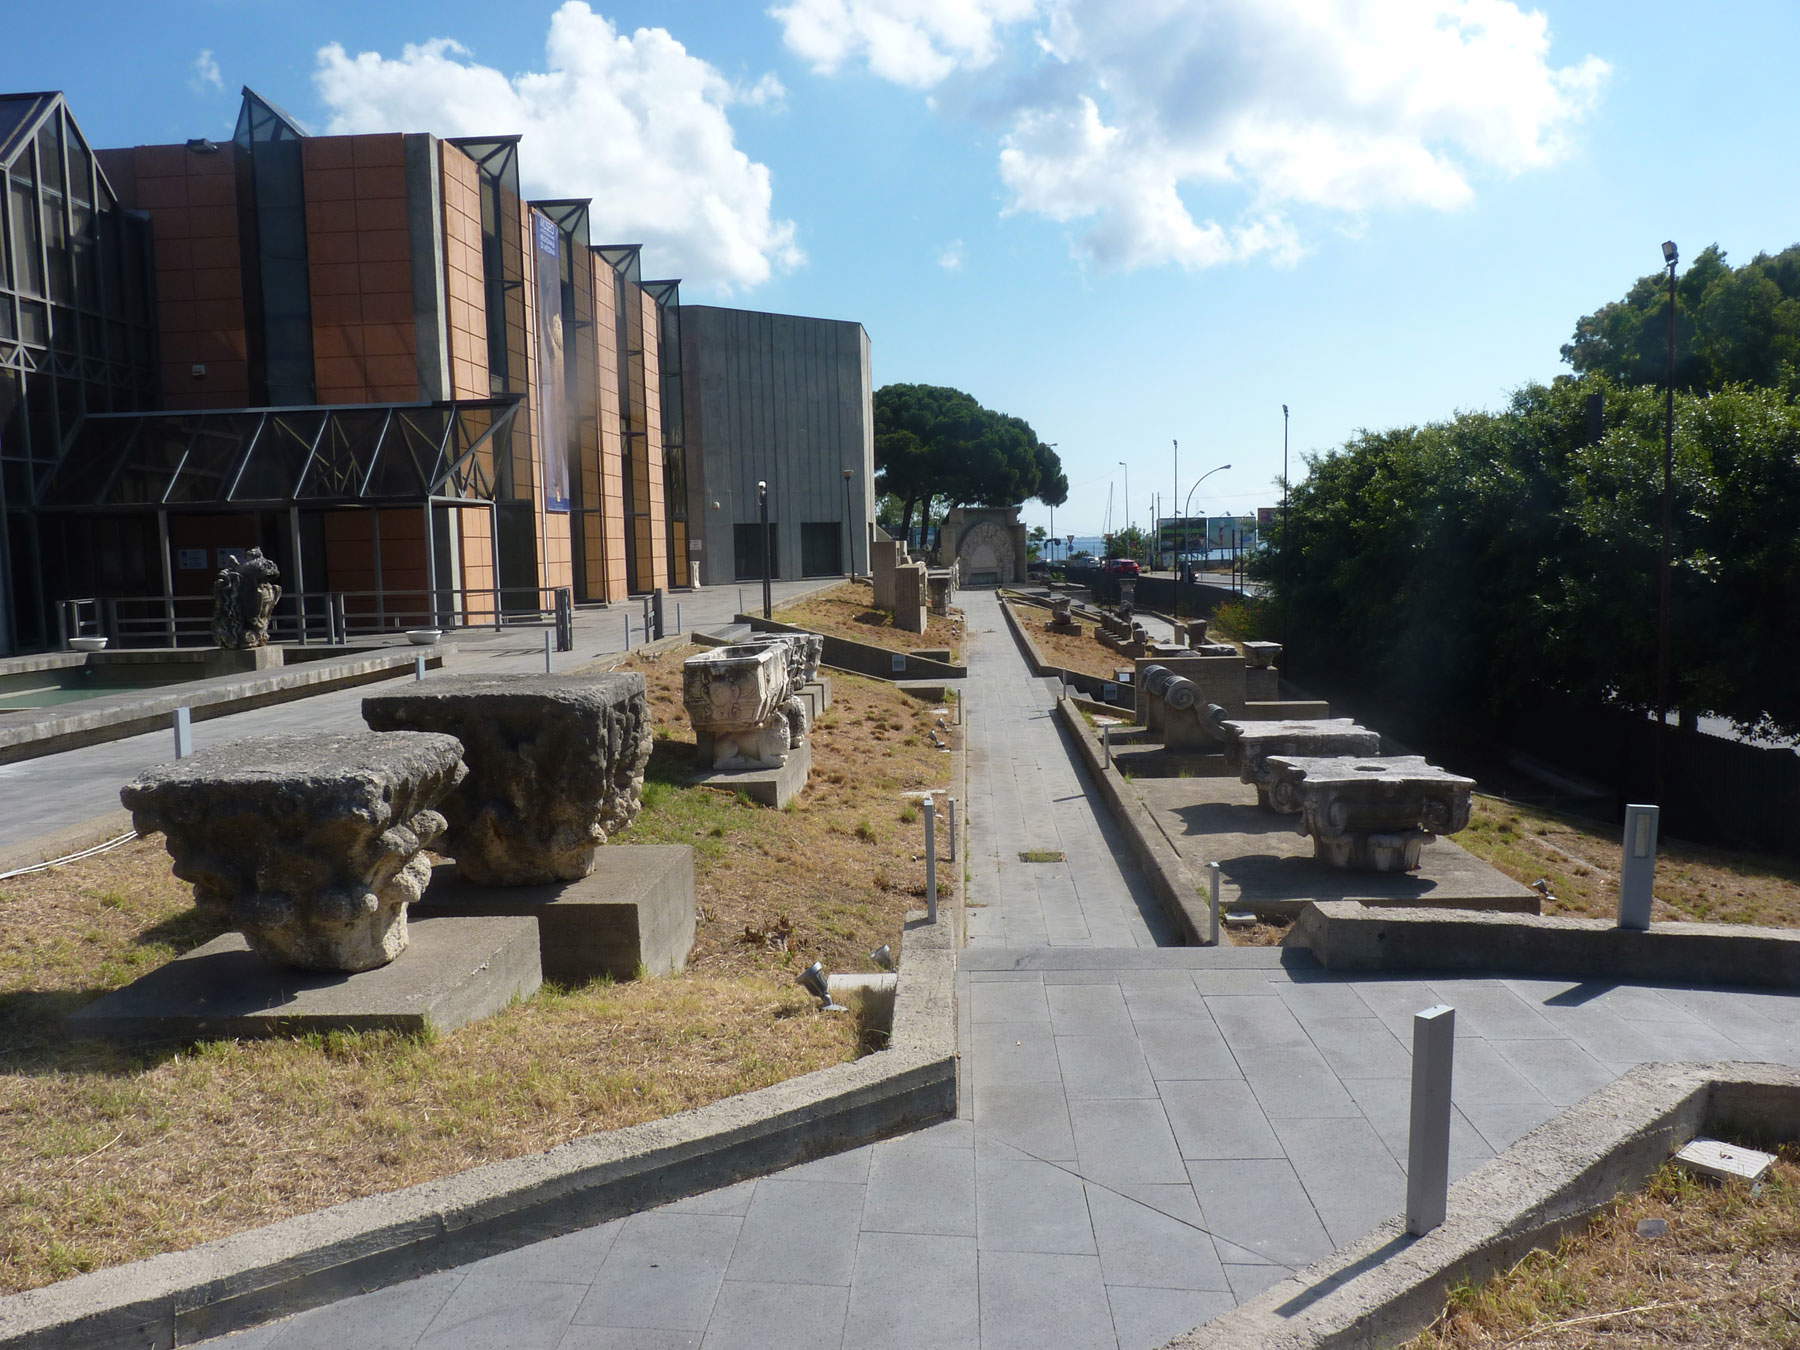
1290,901,1800,990
1053,696,1212,945
0,921,958,1350
0,810,138,878
0,649,446,765
1168,1061,1800,1348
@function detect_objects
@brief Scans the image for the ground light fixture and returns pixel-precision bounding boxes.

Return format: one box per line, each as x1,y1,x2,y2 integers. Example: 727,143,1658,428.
797,961,847,1011
869,944,896,971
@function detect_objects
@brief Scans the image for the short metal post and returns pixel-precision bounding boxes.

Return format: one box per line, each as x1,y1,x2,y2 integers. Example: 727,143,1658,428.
1618,803,1659,930
738,587,744,614
652,588,666,640
947,797,958,863
555,587,573,652
415,653,426,681
923,797,938,923
1406,1005,1456,1237
676,601,683,635
624,615,632,649
1208,860,1222,946
172,706,193,759
1103,724,1112,768
543,630,553,673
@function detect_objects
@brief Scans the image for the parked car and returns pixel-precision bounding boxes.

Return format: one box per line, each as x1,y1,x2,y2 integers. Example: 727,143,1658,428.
1102,557,1141,577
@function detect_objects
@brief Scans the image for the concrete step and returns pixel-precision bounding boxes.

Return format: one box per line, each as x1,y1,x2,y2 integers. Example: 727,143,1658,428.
957,945,1316,971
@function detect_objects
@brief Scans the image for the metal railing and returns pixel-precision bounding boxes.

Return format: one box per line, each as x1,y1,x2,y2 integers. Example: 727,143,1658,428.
55,587,575,652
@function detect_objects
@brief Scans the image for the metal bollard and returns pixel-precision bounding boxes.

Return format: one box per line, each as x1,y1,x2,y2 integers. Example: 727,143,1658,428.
624,615,632,649
676,601,683,635
543,630,553,673
415,653,426,681
924,797,938,923
172,706,193,759
1103,724,1112,768
947,797,958,863
1618,803,1659,931
1405,1005,1457,1236
1207,860,1222,946
738,587,745,614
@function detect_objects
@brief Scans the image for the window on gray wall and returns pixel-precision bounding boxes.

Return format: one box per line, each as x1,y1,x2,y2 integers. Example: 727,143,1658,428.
799,522,842,577
733,522,779,580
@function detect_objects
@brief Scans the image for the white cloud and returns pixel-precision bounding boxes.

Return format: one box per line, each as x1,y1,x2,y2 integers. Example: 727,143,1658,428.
189,50,223,95
776,0,1607,272
314,3,801,292
937,238,965,270
770,0,1037,88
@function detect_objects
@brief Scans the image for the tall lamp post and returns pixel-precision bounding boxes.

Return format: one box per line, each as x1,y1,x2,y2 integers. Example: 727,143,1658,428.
1655,241,1678,800
841,467,855,577
1118,461,1131,556
758,479,772,619
1282,403,1290,667
1178,462,1232,621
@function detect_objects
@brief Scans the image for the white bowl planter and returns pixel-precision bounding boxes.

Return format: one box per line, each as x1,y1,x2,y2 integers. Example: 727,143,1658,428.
405,629,442,646
70,636,110,652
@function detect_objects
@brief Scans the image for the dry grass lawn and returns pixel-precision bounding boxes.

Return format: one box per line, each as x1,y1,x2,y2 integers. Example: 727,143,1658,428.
771,578,963,659
1459,795,1800,929
0,645,955,1294
1410,1146,1800,1348
1006,596,1138,681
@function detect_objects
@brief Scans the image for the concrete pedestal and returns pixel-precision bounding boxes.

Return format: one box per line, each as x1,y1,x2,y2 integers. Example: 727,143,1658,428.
691,737,811,808
420,846,696,985
67,915,543,1041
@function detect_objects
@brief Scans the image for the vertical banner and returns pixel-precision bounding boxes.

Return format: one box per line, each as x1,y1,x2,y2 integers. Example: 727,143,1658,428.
533,211,570,513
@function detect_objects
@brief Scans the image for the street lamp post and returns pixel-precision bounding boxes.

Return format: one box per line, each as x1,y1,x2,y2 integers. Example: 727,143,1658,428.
758,479,772,619
1655,241,1678,801
1118,461,1131,556
841,467,855,577
1282,403,1290,668
1178,463,1231,623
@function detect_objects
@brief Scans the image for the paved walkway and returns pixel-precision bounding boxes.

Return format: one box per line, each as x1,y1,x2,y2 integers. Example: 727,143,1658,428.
188,588,1800,1349
0,580,827,853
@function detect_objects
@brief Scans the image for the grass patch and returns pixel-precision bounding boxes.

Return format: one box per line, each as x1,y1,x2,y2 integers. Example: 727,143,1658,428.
1457,795,1800,928
771,578,963,660
1410,1144,1800,1348
1018,850,1067,863
0,642,954,1294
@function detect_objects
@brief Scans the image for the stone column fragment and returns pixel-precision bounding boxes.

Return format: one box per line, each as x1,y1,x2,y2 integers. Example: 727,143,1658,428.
364,673,653,887
121,731,466,971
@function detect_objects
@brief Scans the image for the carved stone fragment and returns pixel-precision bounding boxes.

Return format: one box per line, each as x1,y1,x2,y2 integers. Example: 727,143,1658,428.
120,731,466,971
1215,715,1384,811
363,673,652,887
1262,754,1476,873
211,547,282,649
683,643,797,770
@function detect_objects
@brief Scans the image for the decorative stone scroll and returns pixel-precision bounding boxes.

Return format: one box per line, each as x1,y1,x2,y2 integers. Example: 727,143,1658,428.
120,731,466,971
363,673,653,887
211,547,282,649
1262,754,1476,873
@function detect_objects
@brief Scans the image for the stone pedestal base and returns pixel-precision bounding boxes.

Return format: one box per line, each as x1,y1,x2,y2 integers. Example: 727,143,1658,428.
67,916,542,1041
1048,620,1083,636
692,737,811,807
800,678,832,717
1313,829,1431,873
420,846,697,985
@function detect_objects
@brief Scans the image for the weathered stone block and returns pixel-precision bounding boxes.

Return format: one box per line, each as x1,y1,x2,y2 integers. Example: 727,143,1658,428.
683,643,796,770
364,673,652,888
1217,715,1383,811
893,562,929,634
120,731,466,971
1264,754,1476,873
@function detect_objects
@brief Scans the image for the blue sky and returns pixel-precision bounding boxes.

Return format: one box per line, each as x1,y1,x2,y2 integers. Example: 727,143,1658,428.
9,0,1799,537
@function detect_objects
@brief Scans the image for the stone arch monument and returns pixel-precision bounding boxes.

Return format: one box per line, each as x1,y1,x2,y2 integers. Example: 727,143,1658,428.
939,507,1027,588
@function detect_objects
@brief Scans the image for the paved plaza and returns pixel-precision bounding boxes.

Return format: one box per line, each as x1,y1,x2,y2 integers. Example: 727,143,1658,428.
170,588,1800,1348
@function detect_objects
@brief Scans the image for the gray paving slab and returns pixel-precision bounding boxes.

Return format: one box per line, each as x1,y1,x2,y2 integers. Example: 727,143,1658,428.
698,1280,847,1350
1273,1117,1407,1247
978,1250,1118,1350
977,1156,1097,1253
973,1080,1078,1159
1303,1016,1412,1079
1188,1158,1335,1267
1135,1018,1243,1081
259,1271,463,1349
843,1232,979,1350
1108,1286,1238,1350
1058,1031,1159,1099
724,1178,864,1285
1086,1183,1230,1292
1160,1079,1283,1159
1070,1098,1189,1185
571,1213,741,1333
861,1137,977,1235
415,1274,585,1350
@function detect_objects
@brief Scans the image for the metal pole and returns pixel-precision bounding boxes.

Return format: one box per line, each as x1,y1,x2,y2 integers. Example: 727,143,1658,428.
676,601,682,634
923,797,938,923
1282,404,1290,675
947,796,958,863
624,615,631,649
1618,803,1660,930
1208,860,1222,947
1405,1005,1457,1237
1656,243,1678,803
1103,723,1112,768
172,706,193,758
415,652,426,681
1171,438,1178,584
758,480,773,619
543,630,552,673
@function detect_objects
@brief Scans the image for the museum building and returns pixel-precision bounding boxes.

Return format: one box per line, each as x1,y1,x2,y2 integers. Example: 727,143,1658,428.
0,87,873,655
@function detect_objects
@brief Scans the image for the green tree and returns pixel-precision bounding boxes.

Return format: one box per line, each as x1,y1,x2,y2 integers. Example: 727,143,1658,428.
873,384,1067,540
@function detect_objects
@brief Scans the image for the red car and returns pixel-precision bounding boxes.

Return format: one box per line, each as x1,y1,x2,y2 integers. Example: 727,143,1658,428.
1102,557,1141,577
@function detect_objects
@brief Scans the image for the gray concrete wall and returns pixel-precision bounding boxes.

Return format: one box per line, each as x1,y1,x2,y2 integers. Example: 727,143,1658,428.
679,305,874,585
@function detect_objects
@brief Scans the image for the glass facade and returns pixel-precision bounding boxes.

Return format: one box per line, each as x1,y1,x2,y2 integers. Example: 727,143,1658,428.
0,93,157,651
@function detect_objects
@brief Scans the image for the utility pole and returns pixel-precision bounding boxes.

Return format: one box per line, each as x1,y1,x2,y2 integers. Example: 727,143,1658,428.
1655,242,1678,802
1282,403,1291,674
